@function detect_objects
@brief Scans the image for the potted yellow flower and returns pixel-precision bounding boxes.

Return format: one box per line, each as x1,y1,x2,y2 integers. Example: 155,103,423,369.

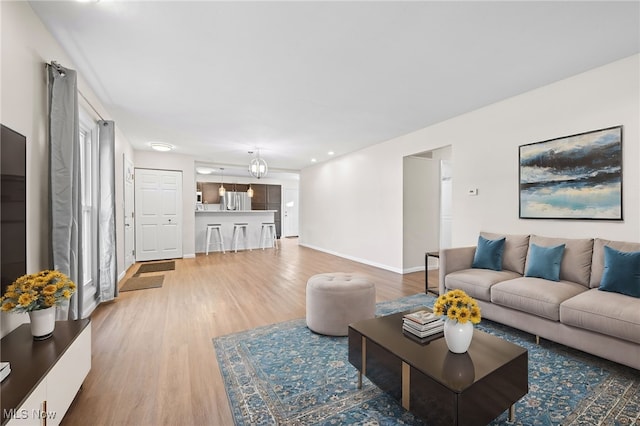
1,270,76,340
434,289,481,353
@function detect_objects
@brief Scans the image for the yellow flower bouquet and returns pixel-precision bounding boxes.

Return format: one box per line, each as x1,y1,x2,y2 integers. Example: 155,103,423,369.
1,270,76,313
434,289,481,324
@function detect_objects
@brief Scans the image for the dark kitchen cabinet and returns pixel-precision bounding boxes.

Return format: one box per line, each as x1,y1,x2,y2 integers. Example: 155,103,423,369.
250,184,281,238
199,182,221,204
198,182,249,204
251,184,267,205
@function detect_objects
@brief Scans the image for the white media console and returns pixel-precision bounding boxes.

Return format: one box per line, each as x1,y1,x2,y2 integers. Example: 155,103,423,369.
1,320,91,425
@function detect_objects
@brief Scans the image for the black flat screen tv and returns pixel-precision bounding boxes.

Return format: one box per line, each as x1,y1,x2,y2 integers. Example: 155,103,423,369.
1,124,27,295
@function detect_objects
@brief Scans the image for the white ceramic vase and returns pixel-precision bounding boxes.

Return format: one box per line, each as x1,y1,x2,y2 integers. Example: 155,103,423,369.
28,306,56,340
444,319,473,353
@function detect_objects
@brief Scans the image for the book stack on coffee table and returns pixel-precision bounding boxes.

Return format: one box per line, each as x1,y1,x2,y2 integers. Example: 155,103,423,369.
402,310,444,343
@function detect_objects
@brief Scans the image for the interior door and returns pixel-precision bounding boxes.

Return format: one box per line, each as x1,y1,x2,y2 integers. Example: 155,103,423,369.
134,168,183,261
123,156,135,270
440,160,453,249
283,188,299,237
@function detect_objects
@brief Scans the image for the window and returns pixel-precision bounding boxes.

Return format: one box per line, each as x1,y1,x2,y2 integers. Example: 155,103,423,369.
79,108,98,317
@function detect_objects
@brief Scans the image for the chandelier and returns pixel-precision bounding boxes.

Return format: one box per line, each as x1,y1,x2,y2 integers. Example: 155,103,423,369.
249,150,268,179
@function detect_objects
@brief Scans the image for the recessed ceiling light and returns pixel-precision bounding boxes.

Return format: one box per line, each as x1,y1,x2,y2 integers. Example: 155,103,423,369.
196,167,214,175
328,151,334,155
149,142,174,152
311,158,317,163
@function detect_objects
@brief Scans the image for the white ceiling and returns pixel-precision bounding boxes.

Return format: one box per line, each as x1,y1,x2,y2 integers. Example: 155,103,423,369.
30,1,640,175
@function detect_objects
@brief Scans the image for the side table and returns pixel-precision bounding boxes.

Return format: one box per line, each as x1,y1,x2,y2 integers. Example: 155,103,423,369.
425,251,439,295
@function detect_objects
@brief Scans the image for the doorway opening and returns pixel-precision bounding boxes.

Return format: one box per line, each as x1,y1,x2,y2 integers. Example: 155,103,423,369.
402,146,452,283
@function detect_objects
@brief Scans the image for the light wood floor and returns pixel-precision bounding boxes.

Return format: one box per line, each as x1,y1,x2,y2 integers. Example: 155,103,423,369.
63,238,438,425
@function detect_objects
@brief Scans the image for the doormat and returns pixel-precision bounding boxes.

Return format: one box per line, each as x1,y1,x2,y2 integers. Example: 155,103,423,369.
134,260,175,275
120,275,164,292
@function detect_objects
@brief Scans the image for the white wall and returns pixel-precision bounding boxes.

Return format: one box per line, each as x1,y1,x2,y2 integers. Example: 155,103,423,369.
300,142,404,271
1,2,134,336
402,156,439,272
300,54,640,272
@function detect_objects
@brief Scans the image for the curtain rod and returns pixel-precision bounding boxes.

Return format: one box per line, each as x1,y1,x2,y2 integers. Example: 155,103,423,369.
78,90,106,122
48,61,106,122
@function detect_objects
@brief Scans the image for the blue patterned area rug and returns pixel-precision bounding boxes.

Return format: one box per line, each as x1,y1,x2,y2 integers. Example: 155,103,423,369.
213,293,639,425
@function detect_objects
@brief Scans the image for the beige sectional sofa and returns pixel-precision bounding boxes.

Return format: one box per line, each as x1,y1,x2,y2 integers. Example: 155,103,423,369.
439,232,640,370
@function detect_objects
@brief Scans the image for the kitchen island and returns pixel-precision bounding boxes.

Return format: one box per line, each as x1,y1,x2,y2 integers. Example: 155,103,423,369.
195,209,277,252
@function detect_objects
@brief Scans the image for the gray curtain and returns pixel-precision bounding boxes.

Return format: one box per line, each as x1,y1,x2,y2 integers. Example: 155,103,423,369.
48,63,83,320
97,121,118,301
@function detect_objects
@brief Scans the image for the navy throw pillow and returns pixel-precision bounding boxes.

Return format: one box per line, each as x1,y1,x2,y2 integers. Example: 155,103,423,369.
599,246,640,298
472,236,505,271
525,243,565,281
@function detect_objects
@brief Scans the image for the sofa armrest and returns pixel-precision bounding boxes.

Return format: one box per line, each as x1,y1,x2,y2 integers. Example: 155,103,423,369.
439,246,476,295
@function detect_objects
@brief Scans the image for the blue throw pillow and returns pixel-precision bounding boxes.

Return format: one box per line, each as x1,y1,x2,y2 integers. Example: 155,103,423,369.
525,243,565,281
599,246,640,298
472,236,505,271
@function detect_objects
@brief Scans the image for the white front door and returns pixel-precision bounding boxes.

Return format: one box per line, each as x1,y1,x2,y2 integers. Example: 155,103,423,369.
283,188,299,237
123,156,135,270
134,168,183,261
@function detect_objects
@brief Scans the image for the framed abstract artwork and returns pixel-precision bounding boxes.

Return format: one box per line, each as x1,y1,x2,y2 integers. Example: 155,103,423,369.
519,126,623,220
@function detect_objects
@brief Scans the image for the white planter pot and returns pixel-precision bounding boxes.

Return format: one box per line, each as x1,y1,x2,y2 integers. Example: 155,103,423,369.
444,319,474,353
28,306,56,340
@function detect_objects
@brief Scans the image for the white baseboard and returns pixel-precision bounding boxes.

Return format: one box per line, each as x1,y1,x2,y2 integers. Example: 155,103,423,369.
298,243,404,274
298,244,441,276
82,299,98,318
402,265,425,274
183,253,196,259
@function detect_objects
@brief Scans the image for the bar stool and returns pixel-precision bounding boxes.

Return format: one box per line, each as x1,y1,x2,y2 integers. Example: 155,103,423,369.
205,224,225,255
231,223,250,253
260,222,278,250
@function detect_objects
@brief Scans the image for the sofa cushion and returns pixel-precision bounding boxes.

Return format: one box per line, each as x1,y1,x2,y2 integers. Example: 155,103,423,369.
590,238,640,288
527,235,593,287
491,277,586,321
598,246,640,298
560,288,640,344
525,243,565,281
472,235,505,271
480,232,529,275
445,269,521,302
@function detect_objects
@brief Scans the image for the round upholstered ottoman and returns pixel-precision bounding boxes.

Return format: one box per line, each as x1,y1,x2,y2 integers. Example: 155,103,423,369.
306,272,376,336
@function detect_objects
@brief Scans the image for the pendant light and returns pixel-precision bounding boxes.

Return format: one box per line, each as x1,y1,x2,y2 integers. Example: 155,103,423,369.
218,168,226,196
249,149,268,179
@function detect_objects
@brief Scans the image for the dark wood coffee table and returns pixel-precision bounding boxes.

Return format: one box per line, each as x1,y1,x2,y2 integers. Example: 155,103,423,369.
348,309,528,426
